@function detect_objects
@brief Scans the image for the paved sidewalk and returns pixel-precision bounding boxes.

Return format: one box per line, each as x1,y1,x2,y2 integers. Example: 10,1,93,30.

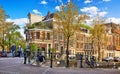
0,57,120,74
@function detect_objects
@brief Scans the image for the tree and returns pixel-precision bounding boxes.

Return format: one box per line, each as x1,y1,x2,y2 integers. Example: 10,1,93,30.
54,1,88,67
0,6,25,51
90,16,106,62
0,6,7,24
5,24,25,51
31,43,37,52
0,6,9,50
1,22,13,51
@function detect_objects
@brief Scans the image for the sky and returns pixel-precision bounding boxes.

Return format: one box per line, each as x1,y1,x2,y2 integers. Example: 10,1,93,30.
0,0,120,38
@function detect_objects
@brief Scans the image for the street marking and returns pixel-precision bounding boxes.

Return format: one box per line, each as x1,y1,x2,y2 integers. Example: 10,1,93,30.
42,68,50,74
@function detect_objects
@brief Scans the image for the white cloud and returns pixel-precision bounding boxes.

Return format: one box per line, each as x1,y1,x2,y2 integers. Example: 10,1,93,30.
68,0,70,2
17,28,25,38
85,19,93,25
103,0,111,2
32,9,41,15
55,6,61,11
80,6,107,17
98,12,107,17
81,6,99,16
6,18,28,25
106,18,120,24
84,0,93,4
86,17,120,26
40,0,47,5
55,2,64,11
6,18,28,38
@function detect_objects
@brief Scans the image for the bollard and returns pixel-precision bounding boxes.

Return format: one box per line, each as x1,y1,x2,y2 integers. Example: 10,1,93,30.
50,52,53,68
113,63,117,69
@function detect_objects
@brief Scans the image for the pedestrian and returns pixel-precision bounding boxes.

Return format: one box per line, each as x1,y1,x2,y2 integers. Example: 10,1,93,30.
11,44,16,57
36,48,41,66
90,56,96,68
23,49,27,64
79,54,83,68
18,45,22,57
85,55,90,66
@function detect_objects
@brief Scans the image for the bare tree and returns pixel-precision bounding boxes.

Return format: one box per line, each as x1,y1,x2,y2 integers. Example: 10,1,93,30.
90,16,106,62
54,1,88,67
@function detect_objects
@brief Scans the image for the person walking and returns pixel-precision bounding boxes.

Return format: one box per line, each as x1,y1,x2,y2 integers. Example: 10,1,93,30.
11,44,16,57
18,45,22,57
36,48,41,66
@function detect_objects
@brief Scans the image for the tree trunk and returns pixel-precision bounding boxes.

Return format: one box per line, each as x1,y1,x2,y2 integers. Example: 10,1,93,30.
98,38,101,62
66,36,70,68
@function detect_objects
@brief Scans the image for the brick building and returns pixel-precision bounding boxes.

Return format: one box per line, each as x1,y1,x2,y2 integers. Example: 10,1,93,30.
26,12,120,60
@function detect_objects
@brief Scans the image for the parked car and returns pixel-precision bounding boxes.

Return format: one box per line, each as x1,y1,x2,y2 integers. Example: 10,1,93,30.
114,57,120,62
102,57,113,62
1,52,7,57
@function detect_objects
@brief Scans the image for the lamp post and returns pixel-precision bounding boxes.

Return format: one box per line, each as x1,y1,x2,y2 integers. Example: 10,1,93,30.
25,28,28,42
25,28,29,48
8,31,11,52
50,48,53,68
2,28,5,51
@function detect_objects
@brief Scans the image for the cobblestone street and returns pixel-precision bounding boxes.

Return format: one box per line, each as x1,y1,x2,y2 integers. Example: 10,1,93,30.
0,58,120,74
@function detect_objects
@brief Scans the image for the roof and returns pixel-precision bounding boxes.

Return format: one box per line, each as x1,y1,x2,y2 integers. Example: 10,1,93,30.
42,11,54,21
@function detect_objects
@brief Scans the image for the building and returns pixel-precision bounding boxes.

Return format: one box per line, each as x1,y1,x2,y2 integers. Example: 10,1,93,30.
26,12,120,60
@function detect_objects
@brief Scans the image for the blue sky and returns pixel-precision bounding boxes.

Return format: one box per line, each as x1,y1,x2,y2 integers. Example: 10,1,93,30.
0,0,120,37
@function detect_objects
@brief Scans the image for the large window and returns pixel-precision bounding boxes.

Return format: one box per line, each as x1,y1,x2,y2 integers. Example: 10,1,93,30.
36,32,40,39
40,31,45,39
76,42,79,48
54,33,58,40
60,33,63,40
47,32,50,40
80,43,83,48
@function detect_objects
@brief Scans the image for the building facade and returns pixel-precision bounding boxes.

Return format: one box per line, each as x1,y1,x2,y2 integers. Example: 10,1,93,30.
26,12,120,60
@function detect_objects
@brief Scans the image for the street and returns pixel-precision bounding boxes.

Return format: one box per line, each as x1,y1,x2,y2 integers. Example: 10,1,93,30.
0,58,120,74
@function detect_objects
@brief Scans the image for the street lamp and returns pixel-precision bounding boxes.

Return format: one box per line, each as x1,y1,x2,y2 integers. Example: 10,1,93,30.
2,29,6,51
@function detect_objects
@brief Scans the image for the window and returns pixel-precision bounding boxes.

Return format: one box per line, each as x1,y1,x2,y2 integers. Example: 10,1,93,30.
31,32,33,39
55,43,58,50
60,47,64,54
36,32,40,39
40,31,45,39
76,42,79,48
54,33,57,40
80,43,83,48
80,36,84,42
60,33,63,40
70,40,73,47
47,32,50,40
